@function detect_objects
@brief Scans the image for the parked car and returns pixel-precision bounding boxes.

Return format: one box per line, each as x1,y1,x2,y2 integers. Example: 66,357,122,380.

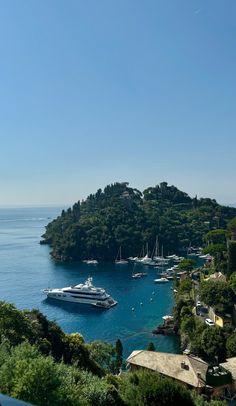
205,318,214,326
196,301,201,307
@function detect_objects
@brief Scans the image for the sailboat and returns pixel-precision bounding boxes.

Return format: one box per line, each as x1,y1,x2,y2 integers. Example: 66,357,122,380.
115,247,128,264
153,236,163,262
131,263,148,278
139,243,154,265
155,245,169,266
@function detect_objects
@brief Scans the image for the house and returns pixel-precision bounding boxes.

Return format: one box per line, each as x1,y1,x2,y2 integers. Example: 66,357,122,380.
127,351,233,397
221,357,236,391
204,272,226,282
208,306,232,328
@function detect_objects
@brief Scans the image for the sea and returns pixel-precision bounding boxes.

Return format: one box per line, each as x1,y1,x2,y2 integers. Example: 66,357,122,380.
0,207,180,357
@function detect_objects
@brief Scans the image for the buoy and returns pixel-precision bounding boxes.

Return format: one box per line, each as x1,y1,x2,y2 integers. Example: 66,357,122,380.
140,302,143,306
152,291,155,295
132,307,135,311
150,298,153,301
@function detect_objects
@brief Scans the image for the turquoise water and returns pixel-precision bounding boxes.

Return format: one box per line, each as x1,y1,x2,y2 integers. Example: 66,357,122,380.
0,207,180,357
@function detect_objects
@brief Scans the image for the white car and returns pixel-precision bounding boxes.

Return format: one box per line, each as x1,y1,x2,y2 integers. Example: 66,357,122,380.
196,301,201,307
205,318,214,326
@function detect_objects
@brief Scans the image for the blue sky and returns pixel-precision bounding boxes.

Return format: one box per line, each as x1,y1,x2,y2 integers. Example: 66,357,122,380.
0,0,235,206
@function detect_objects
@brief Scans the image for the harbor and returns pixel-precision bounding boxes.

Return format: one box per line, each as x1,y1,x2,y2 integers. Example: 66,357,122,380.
0,207,180,358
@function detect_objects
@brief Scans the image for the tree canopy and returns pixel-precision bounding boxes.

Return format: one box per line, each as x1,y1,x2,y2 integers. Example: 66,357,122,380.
41,182,236,261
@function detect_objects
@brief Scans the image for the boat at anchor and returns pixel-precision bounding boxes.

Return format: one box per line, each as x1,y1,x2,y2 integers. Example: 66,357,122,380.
42,277,117,309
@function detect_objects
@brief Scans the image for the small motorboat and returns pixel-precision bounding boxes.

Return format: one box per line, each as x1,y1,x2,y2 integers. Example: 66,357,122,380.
154,277,169,283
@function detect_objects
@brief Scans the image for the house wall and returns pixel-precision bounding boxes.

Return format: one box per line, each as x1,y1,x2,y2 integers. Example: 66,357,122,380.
208,307,231,328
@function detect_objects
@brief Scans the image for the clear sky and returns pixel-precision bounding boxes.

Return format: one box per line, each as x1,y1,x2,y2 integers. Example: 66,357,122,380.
0,0,235,207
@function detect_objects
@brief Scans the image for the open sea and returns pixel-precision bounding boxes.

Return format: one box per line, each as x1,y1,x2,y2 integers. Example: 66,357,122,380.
0,207,180,357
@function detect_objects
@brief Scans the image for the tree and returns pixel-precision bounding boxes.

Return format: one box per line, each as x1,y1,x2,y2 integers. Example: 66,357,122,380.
204,229,226,244
228,217,236,239
200,281,235,313
228,272,236,294
87,340,115,373
0,342,123,406
200,327,226,362
0,302,34,346
226,333,236,358
202,243,226,257
227,241,236,277
178,278,193,295
147,342,155,351
181,316,196,337
63,333,102,376
114,339,123,373
0,343,62,406
178,259,195,272
120,370,194,406
41,182,236,262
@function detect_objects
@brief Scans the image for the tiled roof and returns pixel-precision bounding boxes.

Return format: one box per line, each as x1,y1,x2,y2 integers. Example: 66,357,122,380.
127,351,208,388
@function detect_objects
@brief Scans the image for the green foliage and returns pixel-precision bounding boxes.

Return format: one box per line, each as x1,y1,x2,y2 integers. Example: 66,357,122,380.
0,301,102,376
114,339,123,373
226,333,236,358
178,278,193,295
178,259,195,272
0,302,33,346
202,243,226,257
229,272,236,294
227,216,236,238
204,229,226,244
0,342,123,406
200,281,235,313
191,391,227,406
120,370,194,406
147,342,155,351
181,316,196,337
86,340,116,373
190,319,207,358
41,182,236,261
180,305,193,318
200,327,226,362
227,241,236,277
63,333,102,376
0,343,63,406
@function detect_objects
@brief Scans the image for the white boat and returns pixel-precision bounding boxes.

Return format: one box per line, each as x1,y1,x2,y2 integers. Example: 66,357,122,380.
139,243,153,265
154,277,169,283
199,254,212,260
83,259,98,264
128,256,138,262
154,244,170,265
42,277,117,308
115,247,128,264
132,272,148,279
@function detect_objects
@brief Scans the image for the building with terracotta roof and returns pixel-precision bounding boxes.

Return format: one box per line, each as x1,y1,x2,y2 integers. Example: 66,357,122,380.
127,351,233,398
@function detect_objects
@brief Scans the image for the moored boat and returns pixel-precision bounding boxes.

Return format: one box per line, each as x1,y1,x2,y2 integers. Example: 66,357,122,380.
42,277,117,309
115,247,128,264
83,259,98,264
154,277,169,283
132,272,148,279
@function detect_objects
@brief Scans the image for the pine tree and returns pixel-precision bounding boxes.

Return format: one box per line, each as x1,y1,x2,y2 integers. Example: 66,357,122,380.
147,342,156,351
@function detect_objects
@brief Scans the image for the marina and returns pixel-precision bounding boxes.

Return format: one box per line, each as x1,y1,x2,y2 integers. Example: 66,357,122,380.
0,207,180,357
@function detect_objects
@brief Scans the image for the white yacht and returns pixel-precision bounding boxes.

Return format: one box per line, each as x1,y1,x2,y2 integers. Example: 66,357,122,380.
154,277,169,283
83,259,98,264
42,277,117,309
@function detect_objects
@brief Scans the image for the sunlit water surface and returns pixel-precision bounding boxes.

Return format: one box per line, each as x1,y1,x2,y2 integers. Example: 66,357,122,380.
0,207,180,357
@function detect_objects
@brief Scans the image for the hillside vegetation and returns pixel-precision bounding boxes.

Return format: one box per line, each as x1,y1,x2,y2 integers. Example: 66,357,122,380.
41,182,236,261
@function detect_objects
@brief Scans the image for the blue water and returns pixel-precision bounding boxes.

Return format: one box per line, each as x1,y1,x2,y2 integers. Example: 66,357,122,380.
0,207,180,357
